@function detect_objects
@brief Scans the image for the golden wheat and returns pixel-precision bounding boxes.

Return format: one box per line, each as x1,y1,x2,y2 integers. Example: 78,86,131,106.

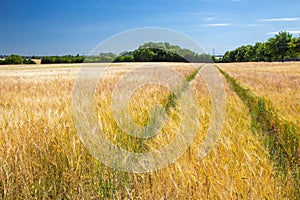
0,63,290,199
218,62,300,127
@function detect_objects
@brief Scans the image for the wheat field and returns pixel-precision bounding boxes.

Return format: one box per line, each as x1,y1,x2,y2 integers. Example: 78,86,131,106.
0,63,297,199
218,62,300,127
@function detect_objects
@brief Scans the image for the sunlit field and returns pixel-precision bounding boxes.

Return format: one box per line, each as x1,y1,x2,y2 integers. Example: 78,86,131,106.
218,62,300,198
218,62,300,126
0,63,297,199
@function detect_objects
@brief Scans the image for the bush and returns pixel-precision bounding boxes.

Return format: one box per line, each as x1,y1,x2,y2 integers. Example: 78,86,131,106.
5,54,23,64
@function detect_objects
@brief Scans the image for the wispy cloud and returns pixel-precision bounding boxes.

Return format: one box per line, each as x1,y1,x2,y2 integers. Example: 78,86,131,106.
246,24,263,27
261,17,300,22
202,23,231,27
287,30,300,34
267,30,300,35
203,17,215,21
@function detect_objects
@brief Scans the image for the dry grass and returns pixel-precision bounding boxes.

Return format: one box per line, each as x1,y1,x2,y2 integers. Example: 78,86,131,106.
0,63,290,199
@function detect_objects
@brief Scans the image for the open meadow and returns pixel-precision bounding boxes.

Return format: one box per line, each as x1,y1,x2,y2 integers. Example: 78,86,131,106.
0,63,299,199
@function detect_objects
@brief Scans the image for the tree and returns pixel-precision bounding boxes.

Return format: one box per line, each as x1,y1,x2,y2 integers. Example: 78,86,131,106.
244,45,255,62
221,31,299,63
5,54,23,64
235,46,248,62
222,50,237,62
289,36,300,58
268,32,292,62
114,55,134,62
23,59,36,64
254,42,266,62
133,48,155,62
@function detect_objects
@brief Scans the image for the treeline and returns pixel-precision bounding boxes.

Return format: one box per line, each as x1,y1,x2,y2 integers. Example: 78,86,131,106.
0,54,36,65
41,53,123,64
1,42,213,64
41,54,85,64
221,32,300,63
3,34,300,64
40,42,213,64
130,42,212,63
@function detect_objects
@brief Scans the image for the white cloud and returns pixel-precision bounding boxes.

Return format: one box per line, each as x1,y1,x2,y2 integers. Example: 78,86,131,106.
267,30,300,35
202,23,231,27
261,17,300,22
247,24,263,27
203,17,215,21
266,31,279,35
288,30,300,34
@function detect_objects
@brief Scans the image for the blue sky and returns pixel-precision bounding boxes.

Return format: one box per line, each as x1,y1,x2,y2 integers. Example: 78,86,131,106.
1,0,300,56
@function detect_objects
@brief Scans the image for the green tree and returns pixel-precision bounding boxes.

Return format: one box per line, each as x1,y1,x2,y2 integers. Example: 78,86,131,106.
268,32,292,62
221,32,300,63
254,42,266,62
235,46,248,62
133,48,155,62
5,54,23,64
289,36,300,57
244,45,255,62
222,50,237,62
23,59,36,64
